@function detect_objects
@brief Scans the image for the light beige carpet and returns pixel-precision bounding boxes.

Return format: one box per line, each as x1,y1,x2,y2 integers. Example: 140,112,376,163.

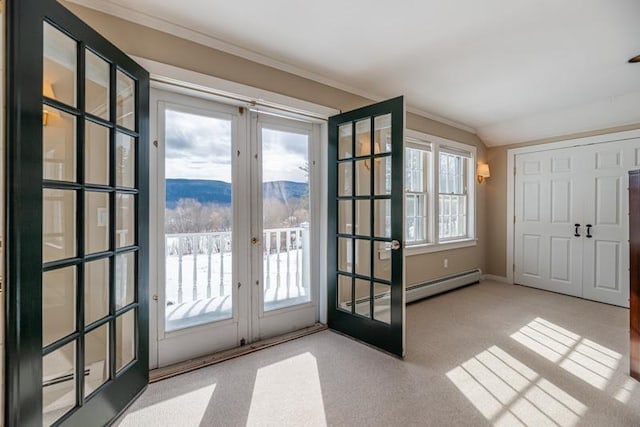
116,280,640,426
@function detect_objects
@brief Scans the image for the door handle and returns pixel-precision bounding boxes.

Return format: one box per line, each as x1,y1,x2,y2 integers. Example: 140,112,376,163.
586,224,593,238
574,224,581,237
391,240,401,250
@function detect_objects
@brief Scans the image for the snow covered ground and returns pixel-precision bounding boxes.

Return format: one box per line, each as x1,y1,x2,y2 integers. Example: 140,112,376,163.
164,248,310,330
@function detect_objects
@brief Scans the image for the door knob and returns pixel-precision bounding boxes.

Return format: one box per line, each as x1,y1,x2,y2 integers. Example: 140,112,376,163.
391,240,401,250
251,237,260,245
574,224,581,237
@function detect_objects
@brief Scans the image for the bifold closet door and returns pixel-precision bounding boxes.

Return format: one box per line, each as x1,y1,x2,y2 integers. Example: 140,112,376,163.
515,139,640,308
514,148,583,298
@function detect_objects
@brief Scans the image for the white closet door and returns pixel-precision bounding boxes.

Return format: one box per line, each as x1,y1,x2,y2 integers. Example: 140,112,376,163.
581,139,639,307
514,138,640,308
514,148,584,297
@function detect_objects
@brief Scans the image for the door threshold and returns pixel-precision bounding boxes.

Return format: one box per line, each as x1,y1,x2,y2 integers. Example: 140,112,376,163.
149,323,328,383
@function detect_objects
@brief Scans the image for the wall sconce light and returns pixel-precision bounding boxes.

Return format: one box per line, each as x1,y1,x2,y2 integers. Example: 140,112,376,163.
43,81,56,126
363,141,381,170
477,163,490,183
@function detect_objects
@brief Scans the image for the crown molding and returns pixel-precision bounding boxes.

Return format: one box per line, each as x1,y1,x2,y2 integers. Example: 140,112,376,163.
65,0,476,134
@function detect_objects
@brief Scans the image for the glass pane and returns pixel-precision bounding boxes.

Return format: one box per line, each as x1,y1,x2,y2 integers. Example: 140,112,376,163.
374,114,392,153
355,239,371,277
84,324,109,397
164,109,234,330
116,251,135,309
116,70,135,130
355,199,370,236
374,199,391,238
116,193,135,248
116,132,135,188
43,22,76,107
85,191,109,254
338,200,352,234
85,258,109,325
405,148,424,192
374,155,392,195
338,237,352,273
116,310,136,372
85,121,109,185
261,126,311,310
338,162,352,196
43,341,76,426
85,49,109,119
355,119,371,157
43,267,76,347
43,189,76,263
338,123,352,160
373,283,391,324
374,242,391,281
43,107,76,182
355,160,370,196
337,274,352,313
354,279,371,318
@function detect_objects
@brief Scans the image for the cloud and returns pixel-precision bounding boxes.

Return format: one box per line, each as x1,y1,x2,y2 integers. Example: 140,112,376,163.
164,109,310,183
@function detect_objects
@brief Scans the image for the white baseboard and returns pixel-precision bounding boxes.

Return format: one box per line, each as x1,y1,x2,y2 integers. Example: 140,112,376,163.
481,274,511,284
407,269,481,303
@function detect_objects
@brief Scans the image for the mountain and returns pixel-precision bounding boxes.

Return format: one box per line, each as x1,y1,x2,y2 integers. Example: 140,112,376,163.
165,179,308,209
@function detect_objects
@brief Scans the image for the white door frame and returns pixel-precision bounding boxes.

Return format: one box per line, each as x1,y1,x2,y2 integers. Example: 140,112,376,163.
506,129,640,284
250,112,321,341
144,57,337,368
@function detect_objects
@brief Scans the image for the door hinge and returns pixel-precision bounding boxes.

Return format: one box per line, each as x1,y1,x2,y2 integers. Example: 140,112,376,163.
514,167,516,176
513,215,516,224
513,263,515,272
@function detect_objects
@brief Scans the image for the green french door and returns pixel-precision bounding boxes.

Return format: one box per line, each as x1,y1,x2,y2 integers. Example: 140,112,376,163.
6,0,149,425
328,97,405,357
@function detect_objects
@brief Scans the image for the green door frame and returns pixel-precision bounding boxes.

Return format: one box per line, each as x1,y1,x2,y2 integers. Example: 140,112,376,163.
5,0,149,425
327,97,405,357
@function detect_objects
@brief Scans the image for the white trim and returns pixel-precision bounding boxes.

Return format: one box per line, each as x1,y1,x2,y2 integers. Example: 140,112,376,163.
505,128,640,284
481,274,511,284
67,0,475,133
133,56,339,120
405,239,477,256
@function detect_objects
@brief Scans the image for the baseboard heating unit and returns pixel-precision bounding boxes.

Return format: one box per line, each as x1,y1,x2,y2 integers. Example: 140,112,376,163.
406,269,481,303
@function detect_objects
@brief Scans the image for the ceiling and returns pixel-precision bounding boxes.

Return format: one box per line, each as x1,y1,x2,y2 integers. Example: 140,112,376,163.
70,0,640,146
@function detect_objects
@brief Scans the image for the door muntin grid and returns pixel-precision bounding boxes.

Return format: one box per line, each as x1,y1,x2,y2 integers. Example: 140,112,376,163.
335,114,393,324
42,20,140,425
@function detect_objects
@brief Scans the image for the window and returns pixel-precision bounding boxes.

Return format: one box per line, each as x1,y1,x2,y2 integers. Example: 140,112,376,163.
439,151,468,241
405,145,429,244
403,131,476,254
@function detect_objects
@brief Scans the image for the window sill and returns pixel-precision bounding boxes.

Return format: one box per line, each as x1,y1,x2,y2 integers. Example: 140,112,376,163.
377,238,477,260
405,238,477,256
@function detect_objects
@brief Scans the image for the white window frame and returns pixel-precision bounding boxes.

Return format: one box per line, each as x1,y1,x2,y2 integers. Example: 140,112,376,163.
404,139,431,245
404,129,477,256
